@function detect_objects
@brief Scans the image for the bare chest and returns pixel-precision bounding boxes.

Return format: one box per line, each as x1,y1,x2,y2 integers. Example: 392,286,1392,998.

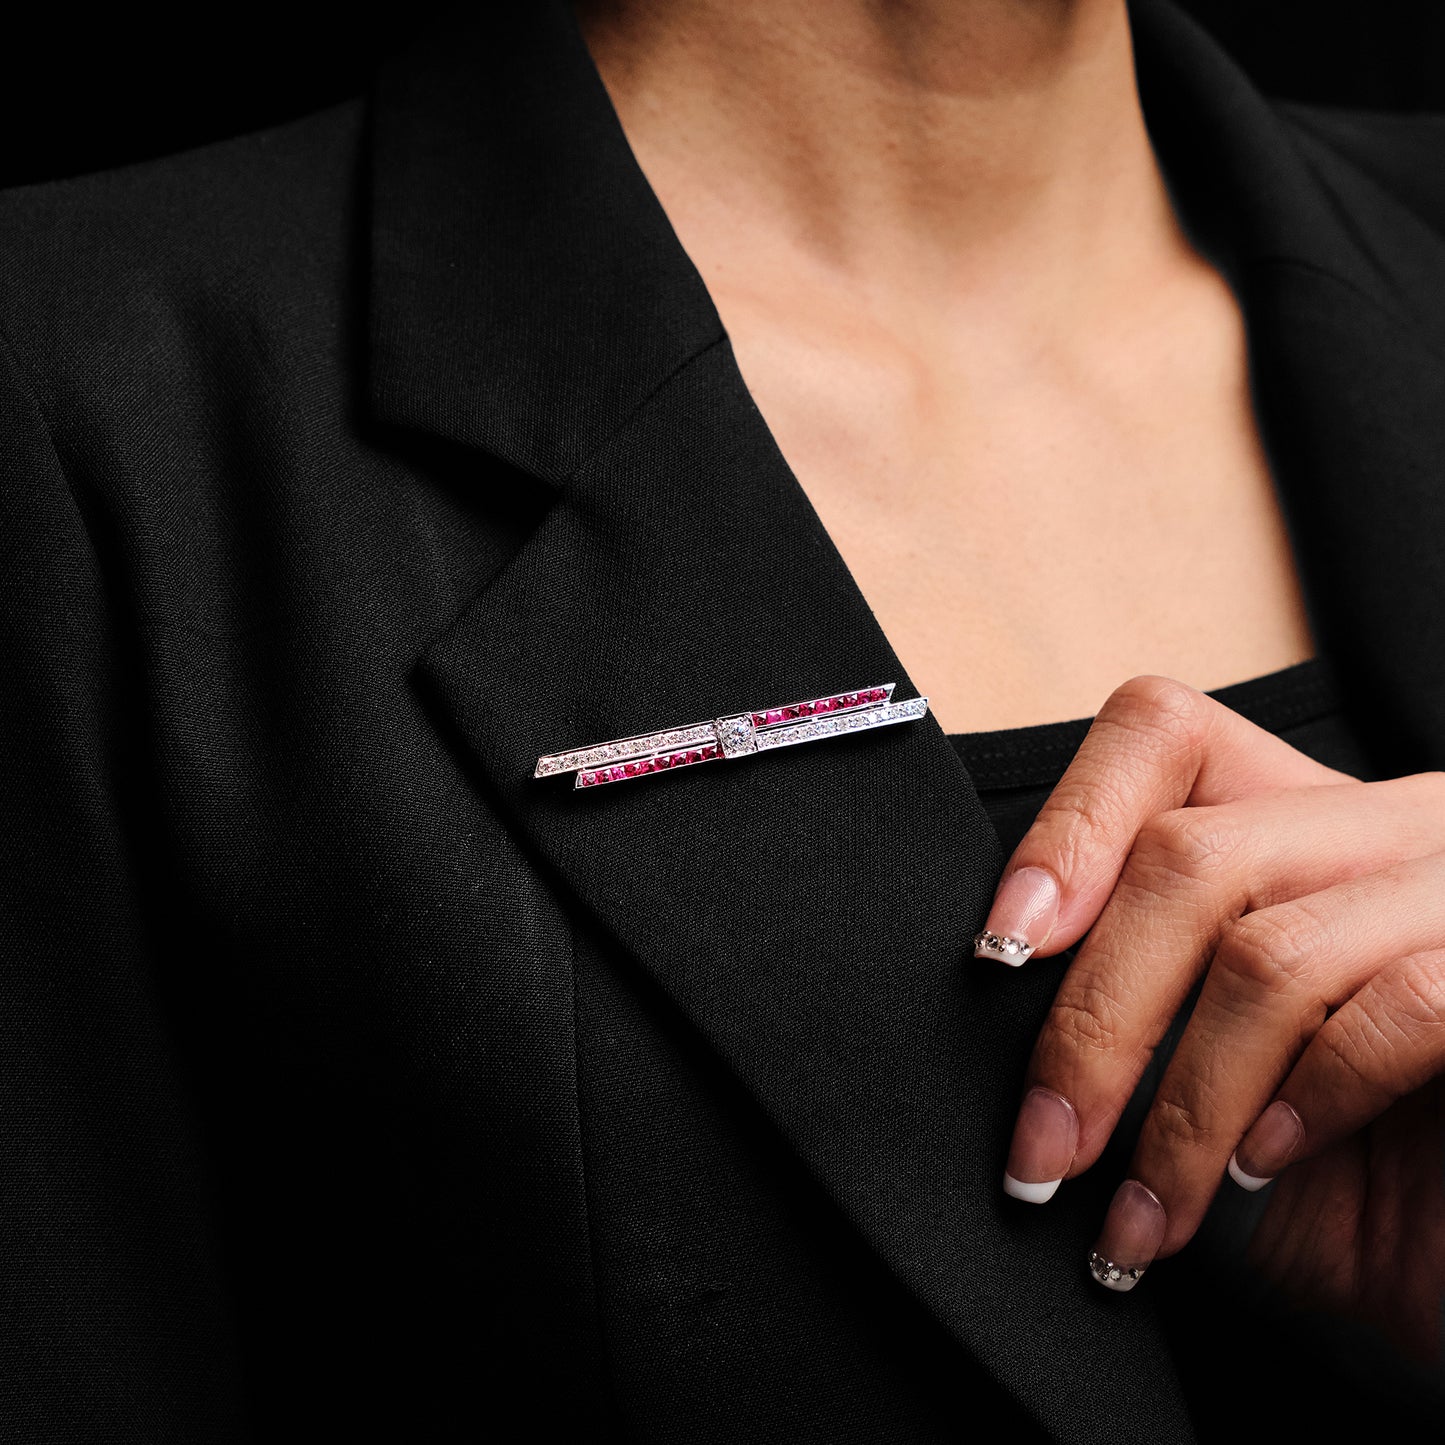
727,307,1316,733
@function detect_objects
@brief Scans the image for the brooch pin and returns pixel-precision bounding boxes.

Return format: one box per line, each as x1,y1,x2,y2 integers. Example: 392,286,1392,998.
534,683,929,789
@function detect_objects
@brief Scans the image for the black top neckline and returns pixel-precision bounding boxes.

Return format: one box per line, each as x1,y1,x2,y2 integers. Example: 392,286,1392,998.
946,657,1341,792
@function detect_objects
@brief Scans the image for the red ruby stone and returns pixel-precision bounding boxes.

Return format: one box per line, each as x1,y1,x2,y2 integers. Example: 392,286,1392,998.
700,745,718,760
652,754,670,770
684,750,701,764
609,766,627,782
751,712,769,726
578,772,596,787
794,700,814,715
816,697,837,712
765,709,784,724
868,687,887,701
841,693,859,707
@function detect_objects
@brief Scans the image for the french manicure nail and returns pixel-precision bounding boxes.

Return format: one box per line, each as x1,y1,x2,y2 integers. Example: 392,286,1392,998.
973,866,1059,965
1089,1180,1166,1292
1003,1087,1079,1203
1228,1100,1304,1191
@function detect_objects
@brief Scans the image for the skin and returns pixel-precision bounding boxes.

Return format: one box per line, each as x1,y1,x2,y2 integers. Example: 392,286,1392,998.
573,0,1443,1360
1005,677,1445,1360
574,0,1315,734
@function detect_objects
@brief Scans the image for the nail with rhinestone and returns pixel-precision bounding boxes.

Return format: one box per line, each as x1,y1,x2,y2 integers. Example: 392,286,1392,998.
1003,1087,1079,1204
973,866,1059,964
1089,1181,1166,1292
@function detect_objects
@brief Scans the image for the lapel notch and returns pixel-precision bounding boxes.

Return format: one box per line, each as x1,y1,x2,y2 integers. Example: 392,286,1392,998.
367,0,724,484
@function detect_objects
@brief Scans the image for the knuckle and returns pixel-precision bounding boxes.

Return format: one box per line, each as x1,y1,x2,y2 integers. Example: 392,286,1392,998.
1146,1048,1235,1156
1321,958,1445,1099
1104,674,1205,730
1035,777,1139,886
1044,780,1127,843
1314,1012,1394,1103
1048,981,1130,1060
1131,808,1238,885
1096,675,1205,749
1385,956,1445,1032
1149,1087,1217,1153
1214,907,1321,998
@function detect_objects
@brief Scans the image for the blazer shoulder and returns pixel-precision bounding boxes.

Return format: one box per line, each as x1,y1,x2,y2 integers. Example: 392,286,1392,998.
1279,102,1445,237
0,99,365,387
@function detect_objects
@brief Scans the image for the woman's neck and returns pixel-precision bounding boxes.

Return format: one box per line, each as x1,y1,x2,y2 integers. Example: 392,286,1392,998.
573,0,1184,324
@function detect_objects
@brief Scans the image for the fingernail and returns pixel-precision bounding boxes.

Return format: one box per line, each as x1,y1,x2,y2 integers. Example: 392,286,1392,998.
973,866,1059,965
1003,1087,1079,1203
1228,1100,1304,1191
1088,1180,1166,1292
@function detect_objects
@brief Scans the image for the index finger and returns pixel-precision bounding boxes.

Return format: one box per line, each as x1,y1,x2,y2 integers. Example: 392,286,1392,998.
971,674,1353,964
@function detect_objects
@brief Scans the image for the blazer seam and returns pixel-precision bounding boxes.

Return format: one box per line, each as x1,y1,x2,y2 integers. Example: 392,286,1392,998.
1281,102,1445,217
1245,252,1445,370
564,910,630,1436
562,328,729,487
0,316,111,570
1274,98,1428,280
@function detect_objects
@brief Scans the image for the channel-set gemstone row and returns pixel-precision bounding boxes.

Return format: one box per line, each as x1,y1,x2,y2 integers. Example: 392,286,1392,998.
746,686,890,727
568,686,897,788
533,683,926,790
576,742,722,787
750,694,928,757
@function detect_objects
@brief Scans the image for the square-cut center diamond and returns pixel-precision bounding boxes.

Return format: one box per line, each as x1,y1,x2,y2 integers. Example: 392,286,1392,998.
714,714,758,758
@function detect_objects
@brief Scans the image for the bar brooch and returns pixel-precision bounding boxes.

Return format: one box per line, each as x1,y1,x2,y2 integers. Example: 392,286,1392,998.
534,683,930,789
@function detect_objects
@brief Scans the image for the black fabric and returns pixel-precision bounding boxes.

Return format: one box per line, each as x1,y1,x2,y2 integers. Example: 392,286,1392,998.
950,656,1368,858
1,0,1444,1439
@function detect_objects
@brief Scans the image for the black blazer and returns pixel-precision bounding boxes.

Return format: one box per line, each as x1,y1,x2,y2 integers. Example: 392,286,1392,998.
2,1,1443,1439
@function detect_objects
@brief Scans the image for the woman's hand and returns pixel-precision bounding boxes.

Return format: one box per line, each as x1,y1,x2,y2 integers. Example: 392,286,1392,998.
974,675,1445,1361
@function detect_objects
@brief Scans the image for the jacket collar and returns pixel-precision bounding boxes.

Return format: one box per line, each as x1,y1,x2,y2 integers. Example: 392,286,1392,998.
367,0,722,482
1128,2,1445,768
374,2,1445,1438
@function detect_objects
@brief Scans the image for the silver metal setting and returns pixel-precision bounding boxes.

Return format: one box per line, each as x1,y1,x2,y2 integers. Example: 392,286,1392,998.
531,722,717,779
972,930,1036,964
751,696,929,753
534,683,929,789
714,714,759,759
1088,1250,1146,1292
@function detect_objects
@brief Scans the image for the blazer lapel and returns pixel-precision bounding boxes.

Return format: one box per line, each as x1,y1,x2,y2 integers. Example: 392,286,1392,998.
1134,0,1445,772
1246,265,1445,773
413,334,1198,1443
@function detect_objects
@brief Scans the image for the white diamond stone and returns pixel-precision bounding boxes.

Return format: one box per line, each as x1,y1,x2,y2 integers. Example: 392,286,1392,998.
714,714,757,758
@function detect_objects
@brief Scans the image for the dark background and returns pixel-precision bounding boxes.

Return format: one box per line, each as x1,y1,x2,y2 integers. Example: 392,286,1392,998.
2,2,1444,189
